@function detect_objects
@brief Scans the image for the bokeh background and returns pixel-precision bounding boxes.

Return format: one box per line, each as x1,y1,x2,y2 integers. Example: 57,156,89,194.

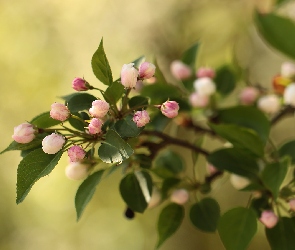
1,0,295,249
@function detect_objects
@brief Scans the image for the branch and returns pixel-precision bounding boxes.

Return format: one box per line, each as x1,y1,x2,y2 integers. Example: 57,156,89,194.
177,117,216,136
271,105,295,125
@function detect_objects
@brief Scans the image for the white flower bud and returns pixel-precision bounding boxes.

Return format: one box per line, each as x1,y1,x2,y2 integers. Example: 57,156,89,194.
193,77,216,96
281,62,295,78
284,83,295,106
170,60,192,80
257,94,281,114
65,162,90,180
42,133,65,154
170,189,189,205
230,174,250,190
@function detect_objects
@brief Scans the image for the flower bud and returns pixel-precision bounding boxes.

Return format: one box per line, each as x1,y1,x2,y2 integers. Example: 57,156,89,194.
89,100,110,118
230,174,250,190
42,133,65,154
281,62,295,78
257,94,281,114
170,60,192,80
88,118,103,134
239,87,259,105
196,67,215,79
120,63,139,88
206,163,218,175
193,77,216,96
170,189,189,205
146,76,156,84
259,210,278,228
67,145,86,162
189,92,209,108
272,75,291,95
72,77,89,91
134,80,144,92
139,62,156,79
161,100,179,118
284,83,295,106
50,103,70,121
133,110,150,127
148,188,162,209
65,162,90,180
289,199,295,211
12,123,36,144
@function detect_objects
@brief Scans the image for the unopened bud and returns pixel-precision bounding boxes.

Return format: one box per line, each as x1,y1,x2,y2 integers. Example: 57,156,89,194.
139,62,156,79
281,62,295,78
189,92,209,108
72,77,90,91
170,189,189,205
89,100,110,118
284,83,295,106
259,210,278,228
12,123,36,144
257,95,281,114
239,87,259,105
133,110,150,127
67,145,86,162
196,67,215,79
207,163,218,175
193,77,216,96
88,118,103,134
161,100,179,118
42,133,65,154
121,63,139,88
65,162,90,180
170,60,192,80
50,103,70,121
289,199,295,211
230,174,250,190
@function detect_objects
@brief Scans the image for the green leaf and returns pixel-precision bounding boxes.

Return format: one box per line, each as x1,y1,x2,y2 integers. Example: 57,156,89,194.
30,111,61,128
146,112,170,132
75,170,104,220
68,112,87,131
119,171,153,213
153,59,168,84
67,93,97,113
128,96,149,110
153,150,185,178
91,38,113,85
214,65,236,96
60,93,80,102
134,154,152,169
161,177,181,200
265,217,295,250
16,148,63,204
261,159,288,199
276,0,291,6
141,84,181,104
1,137,43,154
255,12,295,60
207,148,259,178
98,129,134,163
218,207,257,250
132,56,145,67
103,81,125,105
278,140,295,164
190,198,220,232
209,123,264,157
157,203,184,249
182,42,199,68
114,115,143,138
217,105,270,144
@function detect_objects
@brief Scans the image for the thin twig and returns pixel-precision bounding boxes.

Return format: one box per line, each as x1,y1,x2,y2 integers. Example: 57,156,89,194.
271,105,295,125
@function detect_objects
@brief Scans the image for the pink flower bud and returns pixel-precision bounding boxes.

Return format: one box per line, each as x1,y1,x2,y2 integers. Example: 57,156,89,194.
50,103,70,121
193,77,216,96
72,77,89,91
281,62,295,78
289,199,295,211
206,163,218,175
257,94,281,114
134,80,144,92
89,100,110,118
120,63,139,88
88,118,103,134
239,87,259,105
170,189,189,205
189,92,209,108
139,62,156,79
196,67,215,79
230,174,250,190
133,110,150,127
260,210,278,228
284,83,295,106
67,145,86,162
65,162,90,180
161,100,179,118
12,123,36,144
170,60,192,80
42,133,65,154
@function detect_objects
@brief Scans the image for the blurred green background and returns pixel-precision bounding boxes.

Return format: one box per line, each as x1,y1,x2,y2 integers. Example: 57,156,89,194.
1,0,295,249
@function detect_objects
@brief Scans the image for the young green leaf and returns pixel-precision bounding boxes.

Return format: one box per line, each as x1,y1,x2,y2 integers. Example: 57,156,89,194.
114,115,143,138
265,217,295,250
1,137,43,154
30,111,61,128
255,12,295,60
75,170,105,220
156,203,184,249
278,140,295,164
128,96,149,110
214,65,236,96
181,42,199,68
119,171,152,213
218,207,257,250
91,38,113,85
161,177,181,200
68,112,87,131
190,198,220,232
16,148,63,204
98,129,134,163
103,81,125,105
153,59,168,84
67,93,97,113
